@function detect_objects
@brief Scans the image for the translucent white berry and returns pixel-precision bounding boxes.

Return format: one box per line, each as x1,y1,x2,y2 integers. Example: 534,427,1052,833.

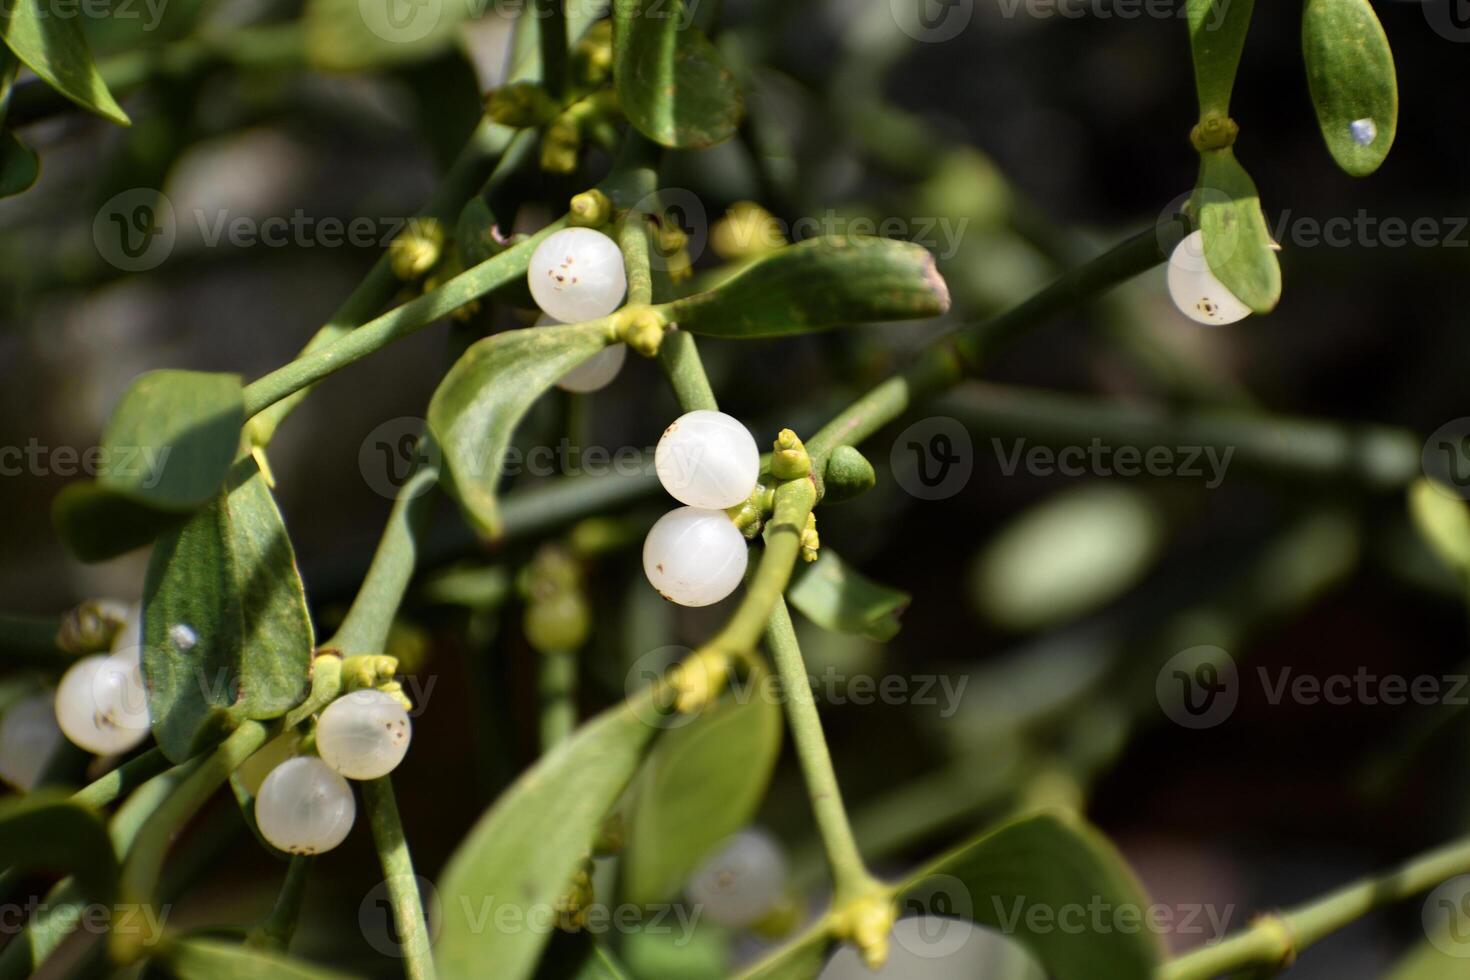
0,693,63,790
685,829,787,928
655,410,761,509
537,314,627,393
254,756,356,855
528,227,627,323
316,689,412,780
55,652,150,756
643,507,749,607
1166,230,1251,326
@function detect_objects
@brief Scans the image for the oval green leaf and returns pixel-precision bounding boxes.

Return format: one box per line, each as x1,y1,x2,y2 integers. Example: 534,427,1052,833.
1185,0,1256,116
435,691,661,980
1302,0,1397,177
669,237,951,338
428,322,611,541
53,481,190,563
157,938,358,979
623,675,782,906
613,0,743,149
0,0,128,124
895,809,1162,980
142,456,313,762
0,793,117,904
1408,478,1470,575
1196,149,1281,314
98,369,244,511
0,131,38,198
788,550,910,642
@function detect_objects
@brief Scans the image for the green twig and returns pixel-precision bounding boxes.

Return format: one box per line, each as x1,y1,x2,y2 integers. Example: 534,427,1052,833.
538,651,577,751
246,856,313,951
533,0,569,98
71,747,172,810
361,777,436,980
1160,834,1470,979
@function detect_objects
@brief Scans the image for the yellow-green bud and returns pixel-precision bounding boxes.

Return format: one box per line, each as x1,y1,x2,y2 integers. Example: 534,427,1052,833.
822,445,876,504
836,894,895,970
711,201,785,260
485,81,557,127
573,20,614,87
57,599,129,655
770,429,811,481
541,118,582,175
618,307,667,357
569,188,613,228
800,512,820,563
524,593,592,653
389,218,444,280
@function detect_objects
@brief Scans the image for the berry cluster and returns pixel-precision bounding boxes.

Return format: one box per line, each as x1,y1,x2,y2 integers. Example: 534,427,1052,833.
527,226,629,392
255,689,413,855
643,410,762,607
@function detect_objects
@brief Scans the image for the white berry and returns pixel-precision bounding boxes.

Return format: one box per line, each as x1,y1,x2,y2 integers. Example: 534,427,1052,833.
643,507,749,607
254,756,356,855
316,689,412,780
537,314,627,393
528,227,627,323
685,829,787,928
55,652,150,756
1167,230,1251,326
0,693,63,790
655,410,761,509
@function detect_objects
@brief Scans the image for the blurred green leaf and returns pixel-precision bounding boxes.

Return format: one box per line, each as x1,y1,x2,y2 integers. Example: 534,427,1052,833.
157,938,357,979
670,237,950,338
971,484,1166,633
429,323,610,540
99,370,244,511
613,0,742,148
53,482,188,562
621,927,728,980
623,676,782,906
0,0,128,124
143,457,313,763
895,810,1161,979
303,0,473,73
1196,149,1281,313
1185,0,1255,116
788,550,909,642
1408,479,1470,575
0,131,37,197
1302,0,1397,177
0,793,117,903
1385,934,1470,978
436,691,661,979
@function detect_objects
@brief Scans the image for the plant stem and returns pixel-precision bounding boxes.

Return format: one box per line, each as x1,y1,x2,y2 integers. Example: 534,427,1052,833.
1160,834,1470,979
708,476,815,653
242,220,568,419
112,721,274,962
659,331,719,412
764,598,878,904
328,462,440,655
534,0,569,98
247,856,313,951
360,777,436,980
72,747,171,810
538,651,577,750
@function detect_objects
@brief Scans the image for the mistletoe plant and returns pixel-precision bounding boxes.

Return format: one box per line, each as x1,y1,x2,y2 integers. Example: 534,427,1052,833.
0,0,1461,978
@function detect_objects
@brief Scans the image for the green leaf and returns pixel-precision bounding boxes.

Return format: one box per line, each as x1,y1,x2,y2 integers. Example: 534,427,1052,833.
788,550,910,642
734,928,832,980
303,0,474,73
612,0,742,148
1386,936,1470,979
971,484,1166,633
622,928,728,980
894,810,1162,980
1195,149,1281,313
53,481,189,563
623,677,782,906
0,793,117,903
1408,478,1470,575
428,323,611,540
1185,0,1256,116
99,370,244,511
436,691,661,980
0,0,128,124
142,457,313,762
669,237,951,338
0,130,37,197
157,938,358,979
1302,0,1397,177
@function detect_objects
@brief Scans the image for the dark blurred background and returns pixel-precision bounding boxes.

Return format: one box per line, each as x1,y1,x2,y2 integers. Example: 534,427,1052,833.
3,0,1469,975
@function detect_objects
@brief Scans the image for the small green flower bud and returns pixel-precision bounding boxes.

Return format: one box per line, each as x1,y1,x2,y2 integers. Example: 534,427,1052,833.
541,118,582,175
770,429,812,481
711,201,785,260
573,20,614,87
485,81,557,127
618,307,667,357
57,599,130,654
1190,113,1238,152
555,859,596,931
822,445,876,503
524,593,592,653
799,513,820,563
389,218,444,280
569,188,613,228
726,479,775,539
836,894,896,970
